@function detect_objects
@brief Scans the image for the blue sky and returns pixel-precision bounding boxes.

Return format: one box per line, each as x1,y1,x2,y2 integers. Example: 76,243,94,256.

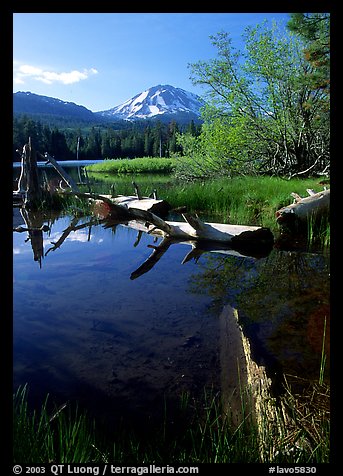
13,12,291,112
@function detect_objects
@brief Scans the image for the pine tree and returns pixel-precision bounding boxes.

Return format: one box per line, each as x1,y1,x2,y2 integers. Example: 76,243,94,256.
287,13,330,93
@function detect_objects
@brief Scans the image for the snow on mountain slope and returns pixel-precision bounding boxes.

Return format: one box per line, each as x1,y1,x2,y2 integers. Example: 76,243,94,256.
97,84,204,122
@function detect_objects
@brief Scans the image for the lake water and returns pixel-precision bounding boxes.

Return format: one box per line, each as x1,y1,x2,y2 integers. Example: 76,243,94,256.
12,164,330,433
13,207,330,431
13,159,104,168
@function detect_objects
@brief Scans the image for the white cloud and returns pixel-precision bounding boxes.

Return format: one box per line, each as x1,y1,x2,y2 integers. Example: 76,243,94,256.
13,63,98,85
43,230,104,247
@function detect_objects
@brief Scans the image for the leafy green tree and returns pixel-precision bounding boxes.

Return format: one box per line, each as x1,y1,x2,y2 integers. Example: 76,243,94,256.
186,20,329,177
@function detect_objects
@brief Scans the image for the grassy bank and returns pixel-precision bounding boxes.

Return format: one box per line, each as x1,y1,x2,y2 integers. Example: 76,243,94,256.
161,176,325,226
84,171,329,244
86,164,326,226
13,379,329,464
86,157,178,174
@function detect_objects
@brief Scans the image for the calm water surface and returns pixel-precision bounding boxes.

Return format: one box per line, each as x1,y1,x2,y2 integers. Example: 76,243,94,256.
13,206,330,430
13,164,330,429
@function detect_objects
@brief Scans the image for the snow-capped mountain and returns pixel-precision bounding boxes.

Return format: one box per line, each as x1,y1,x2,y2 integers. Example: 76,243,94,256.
97,84,204,123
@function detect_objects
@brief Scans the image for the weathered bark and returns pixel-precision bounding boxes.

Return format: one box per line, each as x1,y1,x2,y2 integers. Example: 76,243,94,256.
61,191,170,218
42,153,80,192
63,191,273,245
13,139,42,207
25,140,41,206
126,208,274,245
219,305,273,430
16,144,28,195
110,195,171,216
276,189,330,225
112,182,169,215
13,224,50,233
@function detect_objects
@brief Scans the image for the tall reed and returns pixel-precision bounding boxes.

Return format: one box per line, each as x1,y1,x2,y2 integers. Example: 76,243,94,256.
13,385,100,464
13,380,329,464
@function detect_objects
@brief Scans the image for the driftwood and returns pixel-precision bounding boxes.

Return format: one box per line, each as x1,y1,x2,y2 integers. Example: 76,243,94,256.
13,141,81,208
67,191,274,247
120,207,273,246
41,153,80,193
34,207,272,278
276,189,330,226
102,194,170,217
13,224,50,233
14,139,42,207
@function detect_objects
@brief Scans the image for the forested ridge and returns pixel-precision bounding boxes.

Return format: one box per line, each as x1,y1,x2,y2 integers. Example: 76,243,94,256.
13,115,201,162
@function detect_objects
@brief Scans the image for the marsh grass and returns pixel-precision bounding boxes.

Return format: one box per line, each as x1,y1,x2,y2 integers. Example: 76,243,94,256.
275,376,330,463
161,176,326,228
307,213,331,250
13,379,329,464
32,173,329,251
13,384,101,464
76,173,330,246
87,157,178,175
86,174,324,227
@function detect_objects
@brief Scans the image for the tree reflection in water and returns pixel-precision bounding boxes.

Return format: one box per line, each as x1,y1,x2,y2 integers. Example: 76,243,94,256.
187,248,330,392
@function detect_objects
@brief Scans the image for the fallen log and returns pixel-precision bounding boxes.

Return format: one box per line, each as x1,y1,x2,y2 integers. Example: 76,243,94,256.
276,189,330,227
110,181,170,216
61,190,170,218
13,224,50,233
41,153,80,193
126,208,274,246
219,304,285,462
104,194,171,217
63,191,274,246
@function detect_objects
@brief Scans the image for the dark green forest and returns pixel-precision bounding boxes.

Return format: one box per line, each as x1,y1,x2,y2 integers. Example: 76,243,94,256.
13,115,201,162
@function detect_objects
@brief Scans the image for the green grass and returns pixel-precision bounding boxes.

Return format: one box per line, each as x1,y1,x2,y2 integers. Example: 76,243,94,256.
82,173,330,247
86,157,178,175
13,384,100,463
40,169,330,248
13,380,329,464
160,176,328,231
85,173,326,226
